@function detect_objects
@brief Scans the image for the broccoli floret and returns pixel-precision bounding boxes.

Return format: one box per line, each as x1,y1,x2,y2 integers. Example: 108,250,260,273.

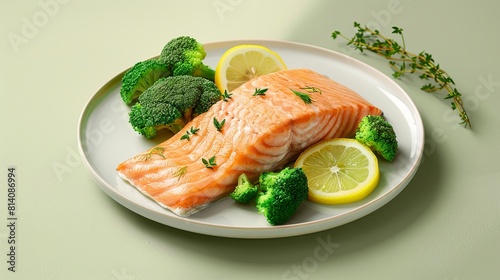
158,36,215,81
120,60,171,104
256,167,309,226
355,115,398,161
230,173,259,203
128,75,221,138
129,102,182,139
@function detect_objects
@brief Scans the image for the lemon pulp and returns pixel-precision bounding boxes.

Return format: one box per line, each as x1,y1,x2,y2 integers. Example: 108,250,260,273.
294,138,380,204
214,44,287,92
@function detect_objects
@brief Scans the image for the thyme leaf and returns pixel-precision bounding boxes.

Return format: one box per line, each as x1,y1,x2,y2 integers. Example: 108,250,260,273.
290,88,313,104
140,147,165,161
202,156,217,169
213,117,226,132
180,126,200,141
253,88,268,96
221,90,233,101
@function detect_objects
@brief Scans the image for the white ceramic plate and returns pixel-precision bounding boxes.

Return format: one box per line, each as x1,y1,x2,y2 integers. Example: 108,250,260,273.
78,39,424,239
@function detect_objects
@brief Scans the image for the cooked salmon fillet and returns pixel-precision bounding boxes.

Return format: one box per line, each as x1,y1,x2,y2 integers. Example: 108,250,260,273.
116,68,382,216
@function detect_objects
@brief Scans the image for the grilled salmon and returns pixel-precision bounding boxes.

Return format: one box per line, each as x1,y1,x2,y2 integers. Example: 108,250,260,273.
116,68,382,216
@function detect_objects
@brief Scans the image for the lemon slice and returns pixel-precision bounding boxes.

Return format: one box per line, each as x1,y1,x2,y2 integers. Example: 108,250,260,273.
294,138,380,204
214,44,287,92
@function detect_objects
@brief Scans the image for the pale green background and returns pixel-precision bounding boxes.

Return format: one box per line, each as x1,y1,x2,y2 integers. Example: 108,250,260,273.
1,0,499,279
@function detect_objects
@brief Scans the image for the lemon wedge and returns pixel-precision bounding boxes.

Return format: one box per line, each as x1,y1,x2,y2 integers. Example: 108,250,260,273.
294,138,380,204
214,44,287,92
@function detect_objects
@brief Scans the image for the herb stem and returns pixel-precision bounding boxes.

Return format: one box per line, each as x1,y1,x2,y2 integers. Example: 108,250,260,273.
332,22,471,128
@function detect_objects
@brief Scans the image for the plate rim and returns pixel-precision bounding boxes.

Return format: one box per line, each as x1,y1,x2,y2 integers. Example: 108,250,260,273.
77,39,425,239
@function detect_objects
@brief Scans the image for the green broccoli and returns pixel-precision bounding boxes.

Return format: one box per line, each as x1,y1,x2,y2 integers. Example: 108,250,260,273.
120,59,171,104
229,168,309,225
355,115,398,161
129,75,221,139
230,173,259,203
256,167,309,226
158,36,215,81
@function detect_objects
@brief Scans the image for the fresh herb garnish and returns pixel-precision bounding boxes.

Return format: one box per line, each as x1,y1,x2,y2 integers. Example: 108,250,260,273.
202,156,217,169
221,90,233,101
290,88,313,104
253,88,268,96
213,117,226,132
180,126,200,141
301,85,322,94
173,166,187,180
332,22,471,128
140,147,165,161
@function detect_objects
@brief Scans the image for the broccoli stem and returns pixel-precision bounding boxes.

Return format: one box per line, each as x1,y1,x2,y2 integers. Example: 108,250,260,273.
166,118,187,135
193,65,215,81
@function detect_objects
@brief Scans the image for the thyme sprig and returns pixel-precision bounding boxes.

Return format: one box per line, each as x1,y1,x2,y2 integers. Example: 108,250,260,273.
332,22,471,128
221,90,233,101
213,117,226,132
180,126,200,141
140,147,165,161
301,85,322,94
253,88,268,96
290,88,313,104
173,166,187,180
202,156,217,169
